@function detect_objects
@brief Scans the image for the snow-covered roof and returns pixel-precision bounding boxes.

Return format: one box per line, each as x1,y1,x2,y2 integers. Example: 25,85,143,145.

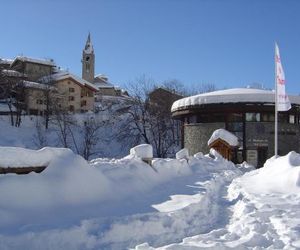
1,69,25,78
23,80,55,90
94,82,115,89
171,88,300,112
11,56,56,67
0,58,13,65
49,71,98,91
208,129,239,147
95,74,108,81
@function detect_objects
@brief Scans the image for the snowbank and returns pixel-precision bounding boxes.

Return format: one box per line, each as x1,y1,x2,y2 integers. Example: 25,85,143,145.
0,146,69,168
234,151,300,194
130,144,153,159
175,148,189,160
1,145,300,249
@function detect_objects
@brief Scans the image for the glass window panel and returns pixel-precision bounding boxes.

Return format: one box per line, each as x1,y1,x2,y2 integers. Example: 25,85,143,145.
227,122,243,131
262,113,275,122
227,113,243,122
246,113,261,122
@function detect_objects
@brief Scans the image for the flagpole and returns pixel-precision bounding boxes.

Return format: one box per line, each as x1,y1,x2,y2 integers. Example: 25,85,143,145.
274,42,278,158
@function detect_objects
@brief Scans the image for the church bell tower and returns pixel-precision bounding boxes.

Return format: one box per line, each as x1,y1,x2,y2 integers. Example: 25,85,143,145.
82,33,95,83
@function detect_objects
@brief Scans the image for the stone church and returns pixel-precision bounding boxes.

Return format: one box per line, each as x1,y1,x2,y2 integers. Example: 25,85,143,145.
81,33,124,98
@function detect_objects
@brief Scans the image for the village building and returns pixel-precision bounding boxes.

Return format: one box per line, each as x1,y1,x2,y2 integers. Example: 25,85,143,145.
148,87,184,114
171,88,300,168
0,56,97,115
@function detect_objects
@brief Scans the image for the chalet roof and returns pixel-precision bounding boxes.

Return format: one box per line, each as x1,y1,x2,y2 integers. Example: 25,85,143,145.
0,58,13,65
1,69,26,78
23,80,55,90
49,71,98,91
150,87,183,96
171,88,300,112
208,129,239,147
11,56,56,67
93,74,117,90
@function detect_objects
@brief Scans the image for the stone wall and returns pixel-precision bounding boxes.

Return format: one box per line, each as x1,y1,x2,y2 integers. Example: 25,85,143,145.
184,122,225,155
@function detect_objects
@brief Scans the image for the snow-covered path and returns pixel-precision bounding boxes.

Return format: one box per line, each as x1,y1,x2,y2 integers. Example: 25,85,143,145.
139,153,300,250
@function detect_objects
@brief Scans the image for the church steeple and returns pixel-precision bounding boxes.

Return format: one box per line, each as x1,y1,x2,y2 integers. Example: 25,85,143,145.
82,32,95,83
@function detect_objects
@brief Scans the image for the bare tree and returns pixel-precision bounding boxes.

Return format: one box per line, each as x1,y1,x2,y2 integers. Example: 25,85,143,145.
0,65,26,126
51,105,76,148
33,117,48,148
188,82,217,95
79,116,103,160
116,75,181,158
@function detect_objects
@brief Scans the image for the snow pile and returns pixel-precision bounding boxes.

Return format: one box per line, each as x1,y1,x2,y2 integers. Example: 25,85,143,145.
130,144,153,159
1,145,300,249
0,146,68,168
0,147,111,231
234,151,300,194
208,128,239,147
175,148,189,160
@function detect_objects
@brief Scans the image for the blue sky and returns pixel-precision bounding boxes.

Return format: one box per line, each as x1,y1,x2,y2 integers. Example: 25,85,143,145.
1,0,300,94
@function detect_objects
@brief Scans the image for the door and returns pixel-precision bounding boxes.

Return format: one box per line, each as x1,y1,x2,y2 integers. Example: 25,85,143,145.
257,147,268,168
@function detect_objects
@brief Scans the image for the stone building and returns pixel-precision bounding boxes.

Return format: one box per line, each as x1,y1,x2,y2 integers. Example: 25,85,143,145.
0,56,97,115
10,56,55,82
171,88,300,168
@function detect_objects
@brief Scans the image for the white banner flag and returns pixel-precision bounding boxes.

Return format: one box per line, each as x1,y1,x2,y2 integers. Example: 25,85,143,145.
275,43,291,111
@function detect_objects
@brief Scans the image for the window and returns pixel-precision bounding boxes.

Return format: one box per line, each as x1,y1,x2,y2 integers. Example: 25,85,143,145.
278,113,288,123
246,113,260,122
36,99,43,105
289,115,295,124
69,96,75,101
81,100,87,107
261,113,275,122
227,113,243,122
69,87,75,93
69,105,74,112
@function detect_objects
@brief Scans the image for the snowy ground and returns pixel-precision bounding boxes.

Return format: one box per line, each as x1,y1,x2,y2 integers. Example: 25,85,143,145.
0,145,299,249
0,114,131,159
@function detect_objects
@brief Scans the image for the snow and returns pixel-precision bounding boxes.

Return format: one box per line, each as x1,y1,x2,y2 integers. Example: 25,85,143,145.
23,80,55,90
0,121,299,249
235,151,300,194
208,128,239,147
0,147,69,168
175,148,189,160
11,56,56,67
0,58,13,65
130,144,153,159
0,103,16,112
135,152,300,249
1,69,25,77
43,71,98,91
171,88,300,112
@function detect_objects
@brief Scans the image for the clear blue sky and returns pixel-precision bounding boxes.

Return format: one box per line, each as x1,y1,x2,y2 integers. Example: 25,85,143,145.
1,0,300,94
